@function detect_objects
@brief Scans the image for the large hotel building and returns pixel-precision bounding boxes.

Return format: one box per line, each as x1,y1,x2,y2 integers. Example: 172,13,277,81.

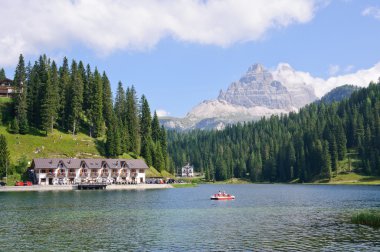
31,158,149,185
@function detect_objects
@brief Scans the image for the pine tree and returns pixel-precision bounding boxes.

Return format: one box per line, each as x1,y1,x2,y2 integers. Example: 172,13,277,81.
13,54,28,134
0,135,10,178
126,86,140,154
58,57,70,129
322,140,332,180
102,72,113,128
151,111,161,142
160,125,168,169
91,68,104,137
114,82,126,119
0,68,6,80
66,60,83,135
140,95,153,166
153,142,164,172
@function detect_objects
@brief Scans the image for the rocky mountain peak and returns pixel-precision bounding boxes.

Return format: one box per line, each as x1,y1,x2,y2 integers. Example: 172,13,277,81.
218,63,293,109
239,63,273,84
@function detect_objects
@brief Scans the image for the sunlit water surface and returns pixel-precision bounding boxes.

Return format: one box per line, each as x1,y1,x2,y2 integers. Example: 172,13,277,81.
0,184,379,251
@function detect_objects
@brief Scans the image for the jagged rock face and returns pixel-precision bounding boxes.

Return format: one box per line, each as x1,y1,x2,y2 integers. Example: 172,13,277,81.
161,63,318,131
217,64,294,110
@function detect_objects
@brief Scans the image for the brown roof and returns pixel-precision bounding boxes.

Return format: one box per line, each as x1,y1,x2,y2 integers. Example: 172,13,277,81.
32,158,81,169
32,158,149,170
106,159,122,169
84,159,103,169
0,78,12,85
124,159,149,169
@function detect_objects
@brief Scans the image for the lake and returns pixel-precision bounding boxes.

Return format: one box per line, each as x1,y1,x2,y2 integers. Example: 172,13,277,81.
0,184,379,251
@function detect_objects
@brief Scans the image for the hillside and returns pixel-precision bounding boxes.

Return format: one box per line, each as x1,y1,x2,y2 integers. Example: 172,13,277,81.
319,85,360,104
168,82,380,183
0,125,103,164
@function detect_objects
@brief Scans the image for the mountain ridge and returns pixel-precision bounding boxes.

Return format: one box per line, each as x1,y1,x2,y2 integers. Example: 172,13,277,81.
161,63,317,130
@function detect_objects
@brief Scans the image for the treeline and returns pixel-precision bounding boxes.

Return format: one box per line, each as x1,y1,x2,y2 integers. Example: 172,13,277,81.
168,82,380,182
3,54,168,170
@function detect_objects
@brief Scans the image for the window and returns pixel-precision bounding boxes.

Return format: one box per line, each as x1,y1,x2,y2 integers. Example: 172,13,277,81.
139,169,144,173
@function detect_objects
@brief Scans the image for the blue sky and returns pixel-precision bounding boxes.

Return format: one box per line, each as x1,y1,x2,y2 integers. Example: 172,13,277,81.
1,0,380,117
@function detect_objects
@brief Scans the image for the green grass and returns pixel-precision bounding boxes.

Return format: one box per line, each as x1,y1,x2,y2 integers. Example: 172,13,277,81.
0,125,102,165
146,166,163,178
314,172,380,185
351,211,380,228
0,97,11,103
172,183,198,188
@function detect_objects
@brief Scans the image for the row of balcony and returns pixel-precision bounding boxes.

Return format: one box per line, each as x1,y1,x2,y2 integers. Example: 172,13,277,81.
44,172,130,178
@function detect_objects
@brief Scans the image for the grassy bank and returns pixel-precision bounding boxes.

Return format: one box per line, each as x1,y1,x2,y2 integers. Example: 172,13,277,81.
351,211,380,228
0,126,102,165
172,183,198,188
314,172,380,185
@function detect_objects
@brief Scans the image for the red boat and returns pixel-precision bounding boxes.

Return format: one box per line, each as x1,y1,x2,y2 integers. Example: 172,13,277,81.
210,191,235,200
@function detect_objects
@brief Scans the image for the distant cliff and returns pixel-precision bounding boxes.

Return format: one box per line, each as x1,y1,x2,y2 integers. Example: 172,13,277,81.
161,63,317,130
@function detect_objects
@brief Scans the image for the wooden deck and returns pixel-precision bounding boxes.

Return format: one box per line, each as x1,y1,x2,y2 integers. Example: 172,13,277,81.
76,183,107,190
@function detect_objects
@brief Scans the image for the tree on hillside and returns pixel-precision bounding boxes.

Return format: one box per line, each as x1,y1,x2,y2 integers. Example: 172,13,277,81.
140,95,153,166
0,135,10,178
13,54,28,134
126,86,140,154
102,72,113,128
0,68,6,80
66,60,83,135
40,61,59,134
58,57,70,129
151,111,160,142
90,68,104,137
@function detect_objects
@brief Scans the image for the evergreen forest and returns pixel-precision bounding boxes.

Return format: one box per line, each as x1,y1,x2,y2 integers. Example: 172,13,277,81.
168,82,380,182
0,54,168,172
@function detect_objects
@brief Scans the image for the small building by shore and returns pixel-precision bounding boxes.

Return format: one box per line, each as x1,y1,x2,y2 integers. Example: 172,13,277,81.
30,158,149,185
181,163,194,177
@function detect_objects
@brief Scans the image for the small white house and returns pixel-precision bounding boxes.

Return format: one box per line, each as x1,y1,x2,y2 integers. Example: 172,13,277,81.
181,163,194,177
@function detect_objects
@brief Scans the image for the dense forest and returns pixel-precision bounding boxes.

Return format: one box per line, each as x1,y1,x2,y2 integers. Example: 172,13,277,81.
0,54,168,171
168,82,380,182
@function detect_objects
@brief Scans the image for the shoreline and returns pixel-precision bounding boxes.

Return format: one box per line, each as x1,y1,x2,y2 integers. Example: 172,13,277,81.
0,184,173,192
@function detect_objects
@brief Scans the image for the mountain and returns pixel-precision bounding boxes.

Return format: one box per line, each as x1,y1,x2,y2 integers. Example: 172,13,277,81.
167,81,380,182
161,63,317,130
318,84,360,104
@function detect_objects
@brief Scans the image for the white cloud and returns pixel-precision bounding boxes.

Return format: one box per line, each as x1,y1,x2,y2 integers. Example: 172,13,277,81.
328,64,340,76
0,0,320,66
156,109,171,117
272,62,380,98
362,6,380,20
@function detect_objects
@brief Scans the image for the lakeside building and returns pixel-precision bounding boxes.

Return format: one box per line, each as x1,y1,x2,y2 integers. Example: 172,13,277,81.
0,78,15,97
31,158,149,185
181,163,194,177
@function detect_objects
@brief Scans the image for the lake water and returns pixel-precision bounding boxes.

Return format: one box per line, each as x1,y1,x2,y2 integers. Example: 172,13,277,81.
0,184,379,251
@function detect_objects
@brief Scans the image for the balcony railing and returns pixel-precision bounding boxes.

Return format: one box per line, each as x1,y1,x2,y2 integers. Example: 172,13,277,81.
57,173,66,178
46,172,55,178
68,172,76,177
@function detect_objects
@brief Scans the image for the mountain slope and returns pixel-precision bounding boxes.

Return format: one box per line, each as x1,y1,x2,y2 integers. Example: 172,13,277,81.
167,82,380,182
319,85,360,104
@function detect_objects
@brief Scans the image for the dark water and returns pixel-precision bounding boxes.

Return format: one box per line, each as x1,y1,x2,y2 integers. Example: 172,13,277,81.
0,184,380,251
